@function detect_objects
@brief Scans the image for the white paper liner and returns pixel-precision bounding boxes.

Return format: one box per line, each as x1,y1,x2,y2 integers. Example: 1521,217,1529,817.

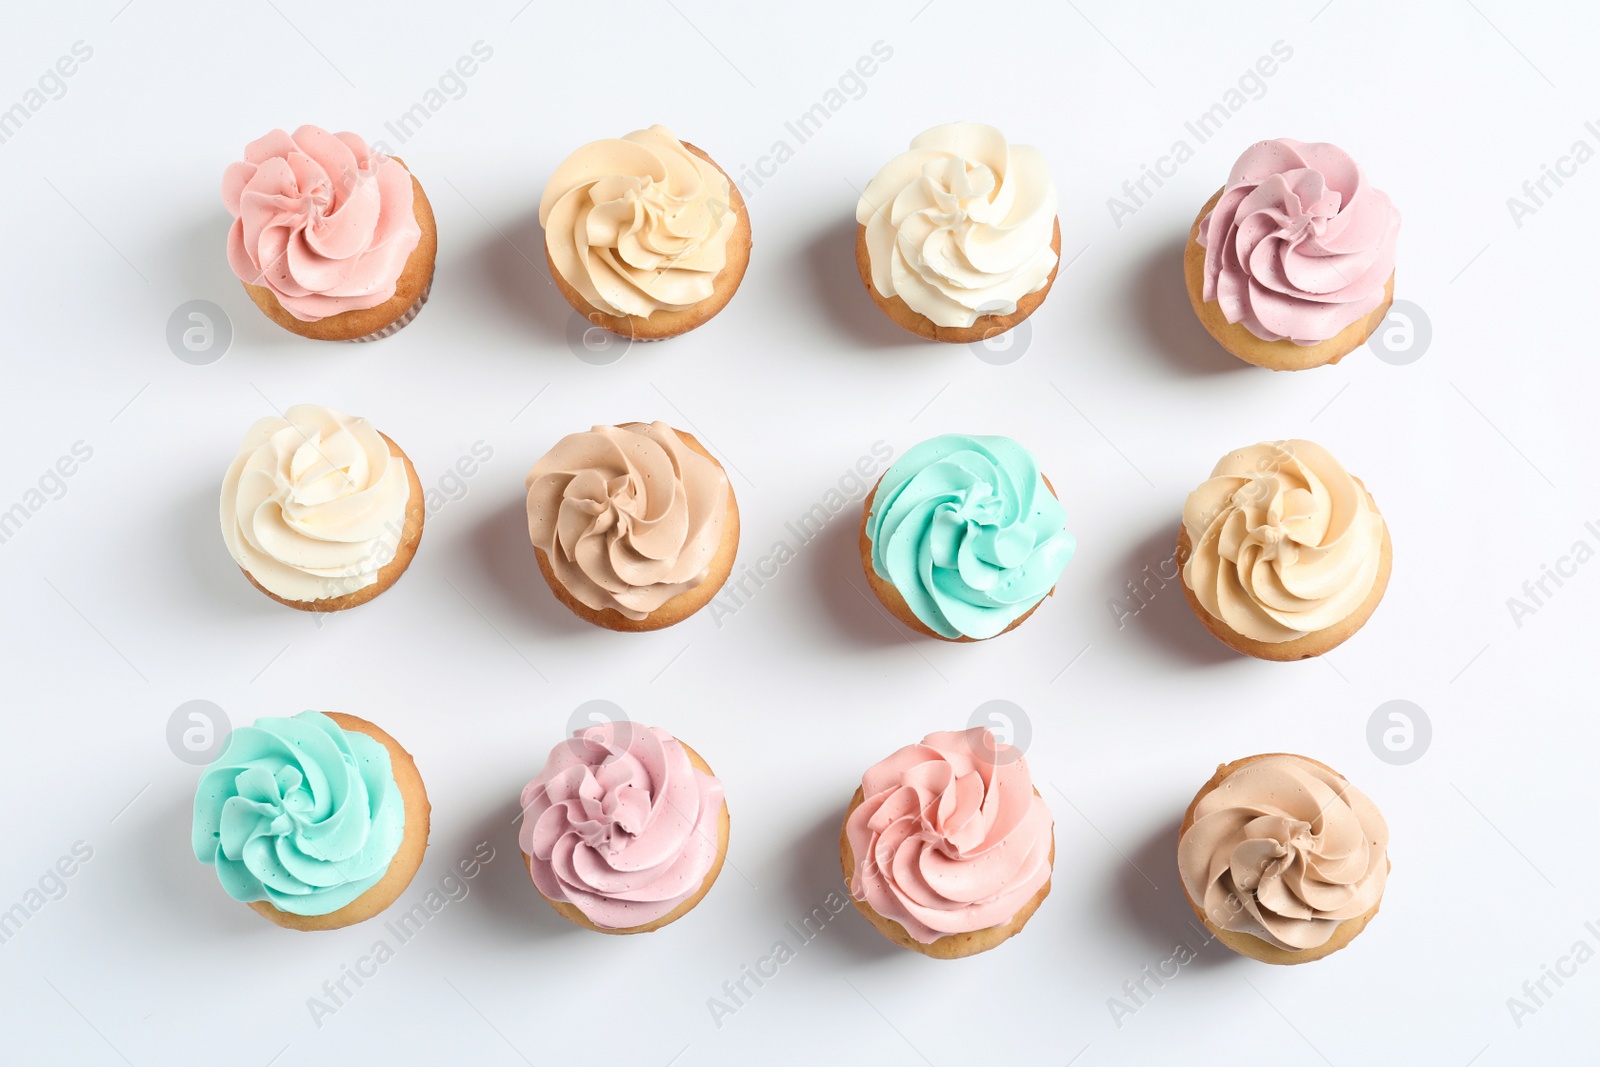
345,280,432,343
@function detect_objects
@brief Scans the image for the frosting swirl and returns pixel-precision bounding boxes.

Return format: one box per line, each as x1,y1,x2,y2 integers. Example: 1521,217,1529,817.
1181,440,1383,642
866,433,1074,639
223,125,421,322
539,125,737,317
845,728,1053,943
856,122,1058,328
1179,755,1389,951
192,711,405,916
526,422,729,620
1198,138,1399,345
220,404,412,603
519,722,724,929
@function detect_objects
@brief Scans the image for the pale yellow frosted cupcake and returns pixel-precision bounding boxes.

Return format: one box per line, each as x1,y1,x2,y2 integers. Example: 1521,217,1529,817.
1176,440,1390,659
540,125,751,341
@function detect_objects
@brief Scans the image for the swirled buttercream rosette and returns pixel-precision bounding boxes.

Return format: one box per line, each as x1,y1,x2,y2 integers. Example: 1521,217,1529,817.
519,721,729,933
220,404,425,612
192,710,430,930
1176,439,1390,660
525,421,739,631
860,433,1073,641
855,122,1060,343
841,727,1054,958
222,125,437,341
1184,138,1399,369
540,125,751,341
1178,753,1389,964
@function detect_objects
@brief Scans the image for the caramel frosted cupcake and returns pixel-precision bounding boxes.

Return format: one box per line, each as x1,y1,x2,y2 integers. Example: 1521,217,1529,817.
220,404,424,612
223,125,437,341
860,433,1073,641
1179,753,1389,964
1176,440,1389,660
192,711,430,931
519,721,729,934
855,122,1060,343
525,421,738,631
539,125,751,341
1185,138,1399,370
841,727,1054,959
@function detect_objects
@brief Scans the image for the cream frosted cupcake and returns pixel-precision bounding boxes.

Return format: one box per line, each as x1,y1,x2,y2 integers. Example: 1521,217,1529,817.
223,125,437,342
539,125,752,341
220,404,424,612
1185,138,1399,370
855,122,1060,343
859,433,1074,641
192,711,430,931
519,721,729,934
1175,440,1390,660
841,727,1054,959
525,421,738,631
1178,753,1389,964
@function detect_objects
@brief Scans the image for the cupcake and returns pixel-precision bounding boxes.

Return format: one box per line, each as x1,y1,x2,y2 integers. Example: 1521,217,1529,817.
855,123,1059,343
220,404,424,612
1185,138,1399,370
539,125,751,341
223,125,437,341
1176,440,1390,660
841,727,1053,958
519,721,729,934
525,421,738,631
1178,753,1389,964
192,711,430,931
860,433,1074,641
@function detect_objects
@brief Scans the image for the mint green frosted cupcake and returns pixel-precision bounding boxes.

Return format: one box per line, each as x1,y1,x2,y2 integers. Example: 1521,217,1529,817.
858,434,1075,641
191,710,430,930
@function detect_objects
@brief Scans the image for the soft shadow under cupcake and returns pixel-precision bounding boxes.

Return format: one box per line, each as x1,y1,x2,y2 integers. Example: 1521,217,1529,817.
803,504,915,650
803,214,924,350
144,785,266,935
464,493,587,641
177,484,281,617
1113,816,1237,972
1129,234,1248,376
458,800,584,942
1113,520,1238,667
465,207,569,347
785,803,903,963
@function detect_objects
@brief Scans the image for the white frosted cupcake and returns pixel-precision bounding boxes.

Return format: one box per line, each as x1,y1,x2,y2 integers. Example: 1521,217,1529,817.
220,404,424,611
855,122,1060,343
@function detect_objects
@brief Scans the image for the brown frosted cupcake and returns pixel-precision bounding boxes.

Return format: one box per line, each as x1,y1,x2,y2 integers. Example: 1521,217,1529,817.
220,404,424,612
525,421,738,631
539,125,751,341
841,727,1054,959
1185,138,1398,370
1178,753,1389,964
519,721,728,934
192,711,430,931
1176,440,1390,660
855,122,1059,344
223,125,437,342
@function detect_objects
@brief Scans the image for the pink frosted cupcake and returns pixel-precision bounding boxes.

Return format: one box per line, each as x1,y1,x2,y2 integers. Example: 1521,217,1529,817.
1184,138,1399,370
223,125,437,342
840,727,1054,958
518,721,729,934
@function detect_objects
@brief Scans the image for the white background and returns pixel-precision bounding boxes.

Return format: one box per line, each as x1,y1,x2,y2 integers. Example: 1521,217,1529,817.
1,1,1595,1063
